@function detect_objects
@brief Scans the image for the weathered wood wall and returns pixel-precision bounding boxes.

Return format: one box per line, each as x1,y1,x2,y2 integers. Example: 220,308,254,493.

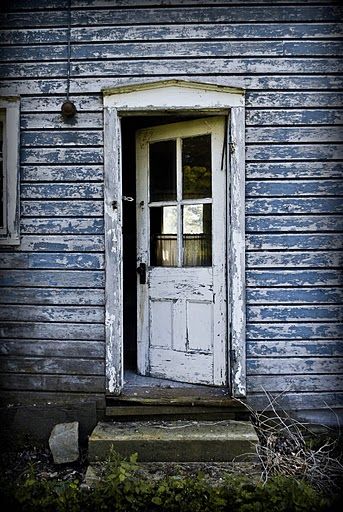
0,0,342,416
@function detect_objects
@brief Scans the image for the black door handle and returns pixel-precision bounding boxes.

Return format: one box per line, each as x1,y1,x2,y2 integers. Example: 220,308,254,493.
136,262,147,284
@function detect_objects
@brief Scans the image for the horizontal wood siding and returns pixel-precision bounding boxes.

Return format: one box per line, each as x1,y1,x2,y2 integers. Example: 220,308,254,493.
0,1,107,403
0,0,342,413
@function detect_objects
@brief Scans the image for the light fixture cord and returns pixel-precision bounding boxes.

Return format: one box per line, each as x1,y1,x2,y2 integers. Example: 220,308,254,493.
66,0,72,101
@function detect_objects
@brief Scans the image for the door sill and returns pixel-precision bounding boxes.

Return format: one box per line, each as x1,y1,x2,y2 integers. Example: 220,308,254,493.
107,369,235,405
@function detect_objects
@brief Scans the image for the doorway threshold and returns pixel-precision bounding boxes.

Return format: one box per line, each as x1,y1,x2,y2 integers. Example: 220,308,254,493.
107,369,237,405
105,371,248,419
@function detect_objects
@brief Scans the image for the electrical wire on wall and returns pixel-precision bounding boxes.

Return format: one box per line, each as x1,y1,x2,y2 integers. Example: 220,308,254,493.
61,0,77,118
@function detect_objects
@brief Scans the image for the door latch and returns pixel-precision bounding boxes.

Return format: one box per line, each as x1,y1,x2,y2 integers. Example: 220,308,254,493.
136,262,147,284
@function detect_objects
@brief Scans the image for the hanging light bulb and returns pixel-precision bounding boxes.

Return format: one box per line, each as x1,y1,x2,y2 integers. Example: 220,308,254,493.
61,100,77,118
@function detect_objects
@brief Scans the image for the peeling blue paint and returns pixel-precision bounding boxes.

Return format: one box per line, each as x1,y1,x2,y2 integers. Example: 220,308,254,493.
0,0,342,414
246,179,343,197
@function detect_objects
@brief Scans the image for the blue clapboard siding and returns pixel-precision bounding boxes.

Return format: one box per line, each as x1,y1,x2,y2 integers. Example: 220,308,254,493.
248,305,343,322
21,201,103,217
0,374,105,393
247,234,342,250
18,235,104,252
247,270,342,287
0,357,105,376
0,253,105,269
247,216,343,232
21,148,103,164
0,1,342,413
246,180,343,196
0,270,104,287
21,165,103,181
1,5,342,28
248,340,343,358
21,112,103,129
247,252,343,268
2,19,343,45
0,322,105,340
21,130,103,146
247,197,343,213
3,41,343,61
0,305,104,322
0,1,109,403
2,76,343,97
0,287,104,305
21,183,103,199
3,59,342,79
247,288,343,304
247,110,343,126
20,218,104,234
1,339,105,358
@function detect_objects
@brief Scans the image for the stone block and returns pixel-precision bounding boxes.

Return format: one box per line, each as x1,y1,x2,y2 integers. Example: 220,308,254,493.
49,421,79,464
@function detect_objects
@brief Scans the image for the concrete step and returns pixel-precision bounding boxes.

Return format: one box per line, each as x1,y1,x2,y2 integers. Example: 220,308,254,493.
88,419,258,462
105,404,249,421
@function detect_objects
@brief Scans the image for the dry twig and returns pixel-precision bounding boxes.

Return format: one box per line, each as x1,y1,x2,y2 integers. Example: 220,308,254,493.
235,390,343,492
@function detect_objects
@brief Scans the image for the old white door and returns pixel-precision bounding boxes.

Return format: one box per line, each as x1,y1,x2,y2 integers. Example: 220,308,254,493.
136,117,227,386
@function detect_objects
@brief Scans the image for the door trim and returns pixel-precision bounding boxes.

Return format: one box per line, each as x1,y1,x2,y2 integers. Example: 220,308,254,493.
103,79,246,397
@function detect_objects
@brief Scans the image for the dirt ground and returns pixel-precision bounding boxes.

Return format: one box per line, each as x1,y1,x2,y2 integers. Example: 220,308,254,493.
0,445,262,488
0,446,89,485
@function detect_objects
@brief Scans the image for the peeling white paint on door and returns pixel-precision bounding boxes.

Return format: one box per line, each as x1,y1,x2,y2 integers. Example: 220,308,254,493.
136,117,227,385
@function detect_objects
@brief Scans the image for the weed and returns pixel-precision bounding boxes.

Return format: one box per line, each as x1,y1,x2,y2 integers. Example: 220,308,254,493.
0,448,341,512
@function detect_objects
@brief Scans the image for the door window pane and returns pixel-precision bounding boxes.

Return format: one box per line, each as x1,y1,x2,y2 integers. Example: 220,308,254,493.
149,140,176,201
182,134,211,199
183,204,212,266
150,206,177,266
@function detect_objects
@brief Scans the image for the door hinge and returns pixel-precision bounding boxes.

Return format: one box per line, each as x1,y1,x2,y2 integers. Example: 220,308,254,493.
229,142,236,154
136,262,147,284
230,349,237,365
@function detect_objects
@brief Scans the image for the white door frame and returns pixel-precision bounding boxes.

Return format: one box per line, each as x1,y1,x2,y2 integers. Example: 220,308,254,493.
103,80,246,397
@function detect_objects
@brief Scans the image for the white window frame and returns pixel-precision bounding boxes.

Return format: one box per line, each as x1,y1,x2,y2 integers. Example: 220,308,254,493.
0,97,20,245
102,80,246,397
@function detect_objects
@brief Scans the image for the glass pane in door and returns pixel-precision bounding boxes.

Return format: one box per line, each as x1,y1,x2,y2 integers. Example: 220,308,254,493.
150,206,177,266
182,134,212,199
149,140,176,201
183,204,212,266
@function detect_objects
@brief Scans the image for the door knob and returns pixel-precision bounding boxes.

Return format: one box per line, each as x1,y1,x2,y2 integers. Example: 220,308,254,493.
136,262,147,284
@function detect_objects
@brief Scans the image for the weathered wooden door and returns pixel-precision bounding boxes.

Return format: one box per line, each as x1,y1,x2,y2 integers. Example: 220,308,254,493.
136,117,227,386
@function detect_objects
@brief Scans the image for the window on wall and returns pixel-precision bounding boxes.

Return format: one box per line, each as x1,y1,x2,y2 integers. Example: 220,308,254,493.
0,97,20,245
0,113,4,231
